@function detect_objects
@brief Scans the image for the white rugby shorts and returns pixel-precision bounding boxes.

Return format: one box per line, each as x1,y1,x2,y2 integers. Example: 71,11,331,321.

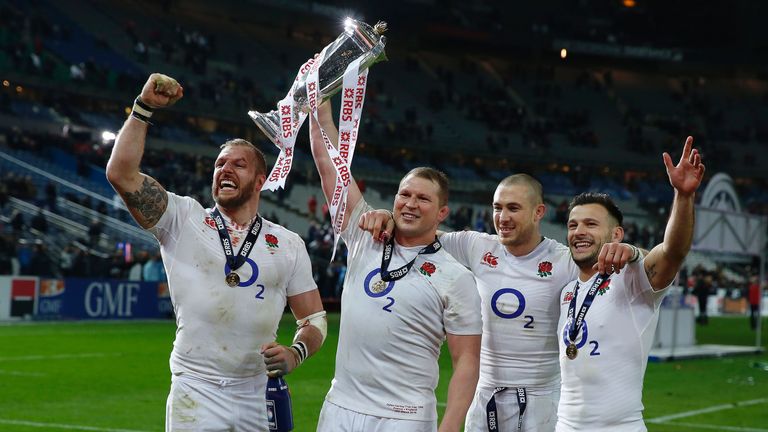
166,372,268,432
464,384,559,432
317,400,437,432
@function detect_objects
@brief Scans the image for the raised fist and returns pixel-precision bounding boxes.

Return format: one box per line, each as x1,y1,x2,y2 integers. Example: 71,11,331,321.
139,73,184,108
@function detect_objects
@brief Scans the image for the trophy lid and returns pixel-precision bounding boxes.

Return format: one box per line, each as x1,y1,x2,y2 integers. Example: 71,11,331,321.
345,18,387,38
374,21,387,35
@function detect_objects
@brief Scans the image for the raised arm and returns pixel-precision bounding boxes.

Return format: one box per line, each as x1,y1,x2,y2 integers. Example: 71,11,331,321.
439,333,481,432
308,101,362,231
644,136,705,290
106,73,183,229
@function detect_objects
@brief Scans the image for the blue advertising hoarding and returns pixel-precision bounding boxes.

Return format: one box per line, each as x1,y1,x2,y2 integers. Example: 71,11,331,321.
35,278,172,320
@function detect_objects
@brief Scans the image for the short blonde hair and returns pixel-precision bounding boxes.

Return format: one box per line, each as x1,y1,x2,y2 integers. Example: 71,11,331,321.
498,174,543,205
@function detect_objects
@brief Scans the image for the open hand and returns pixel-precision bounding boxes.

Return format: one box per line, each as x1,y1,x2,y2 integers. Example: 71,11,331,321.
663,136,705,197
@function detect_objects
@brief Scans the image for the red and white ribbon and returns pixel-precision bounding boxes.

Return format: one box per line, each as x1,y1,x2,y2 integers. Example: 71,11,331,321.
261,56,317,192
261,49,370,260
307,56,368,259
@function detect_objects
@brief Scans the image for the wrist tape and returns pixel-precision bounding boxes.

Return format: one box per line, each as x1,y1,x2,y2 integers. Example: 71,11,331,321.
290,341,308,365
131,96,154,123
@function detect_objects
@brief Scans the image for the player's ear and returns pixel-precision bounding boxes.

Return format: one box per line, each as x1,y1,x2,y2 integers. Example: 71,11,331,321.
437,205,449,223
612,225,624,242
255,173,266,191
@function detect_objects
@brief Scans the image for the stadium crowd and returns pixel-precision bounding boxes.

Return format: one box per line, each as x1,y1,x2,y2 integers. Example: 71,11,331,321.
0,1,766,431
0,0,763,317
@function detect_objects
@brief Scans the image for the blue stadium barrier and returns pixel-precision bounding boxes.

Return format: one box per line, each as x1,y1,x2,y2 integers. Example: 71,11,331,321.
27,277,172,320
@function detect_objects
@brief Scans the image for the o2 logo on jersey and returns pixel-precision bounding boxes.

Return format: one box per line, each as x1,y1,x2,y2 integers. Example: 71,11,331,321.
223,259,260,287
491,288,526,319
363,268,395,297
491,288,536,328
561,318,589,349
561,319,600,356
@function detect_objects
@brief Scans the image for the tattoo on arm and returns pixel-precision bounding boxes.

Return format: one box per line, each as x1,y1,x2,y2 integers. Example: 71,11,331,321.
645,262,658,284
122,177,167,226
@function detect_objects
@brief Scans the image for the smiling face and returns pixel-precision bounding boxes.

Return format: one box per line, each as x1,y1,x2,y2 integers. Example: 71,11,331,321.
567,203,624,270
492,183,545,255
393,173,449,246
211,144,265,210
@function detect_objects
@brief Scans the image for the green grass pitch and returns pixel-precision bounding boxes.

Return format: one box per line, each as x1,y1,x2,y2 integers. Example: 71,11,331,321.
0,315,766,431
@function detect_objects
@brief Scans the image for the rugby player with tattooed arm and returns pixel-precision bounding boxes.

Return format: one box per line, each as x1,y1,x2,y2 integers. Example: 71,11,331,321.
107,73,326,431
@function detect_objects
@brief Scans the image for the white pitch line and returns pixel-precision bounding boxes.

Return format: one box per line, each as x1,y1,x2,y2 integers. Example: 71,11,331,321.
656,421,768,432
646,397,768,423
0,369,46,377
0,419,150,432
0,353,120,362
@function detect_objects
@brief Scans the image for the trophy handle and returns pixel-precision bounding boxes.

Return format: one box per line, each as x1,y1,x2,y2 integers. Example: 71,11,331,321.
248,109,281,147
249,19,387,146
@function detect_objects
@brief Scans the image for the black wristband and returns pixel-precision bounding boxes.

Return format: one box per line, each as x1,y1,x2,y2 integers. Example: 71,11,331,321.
130,111,152,123
290,341,308,364
131,96,154,124
134,96,154,114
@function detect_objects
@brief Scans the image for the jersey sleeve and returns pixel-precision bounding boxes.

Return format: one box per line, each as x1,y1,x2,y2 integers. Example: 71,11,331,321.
285,234,318,297
626,258,668,307
439,231,484,268
340,199,374,263
442,270,483,335
147,192,196,248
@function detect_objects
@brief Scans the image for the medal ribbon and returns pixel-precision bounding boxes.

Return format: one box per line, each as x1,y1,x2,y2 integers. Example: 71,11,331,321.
380,236,441,282
567,273,610,343
485,387,504,432
485,387,527,432
515,387,527,432
211,208,263,272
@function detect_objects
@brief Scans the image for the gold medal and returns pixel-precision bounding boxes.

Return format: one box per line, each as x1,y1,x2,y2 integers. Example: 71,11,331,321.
566,342,578,360
371,280,387,293
226,272,240,287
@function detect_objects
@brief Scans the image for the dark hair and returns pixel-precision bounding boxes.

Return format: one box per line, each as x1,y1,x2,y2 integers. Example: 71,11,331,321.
402,167,449,206
498,173,544,205
220,139,267,176
568,192,623,226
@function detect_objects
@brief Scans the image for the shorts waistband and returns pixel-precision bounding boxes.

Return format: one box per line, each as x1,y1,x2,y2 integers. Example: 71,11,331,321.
172,371,267,390
477,383,559,397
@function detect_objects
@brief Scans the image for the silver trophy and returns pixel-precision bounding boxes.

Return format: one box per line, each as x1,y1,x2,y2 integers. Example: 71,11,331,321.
248,18,387,145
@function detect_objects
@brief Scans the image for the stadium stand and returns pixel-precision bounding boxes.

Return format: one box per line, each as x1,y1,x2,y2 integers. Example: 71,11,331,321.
0,0,765,300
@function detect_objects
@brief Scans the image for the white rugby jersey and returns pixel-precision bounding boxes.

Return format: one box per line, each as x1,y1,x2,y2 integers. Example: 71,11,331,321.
325,200,483,421
149,192,316,379
556,260,667,432
440,231,578,389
